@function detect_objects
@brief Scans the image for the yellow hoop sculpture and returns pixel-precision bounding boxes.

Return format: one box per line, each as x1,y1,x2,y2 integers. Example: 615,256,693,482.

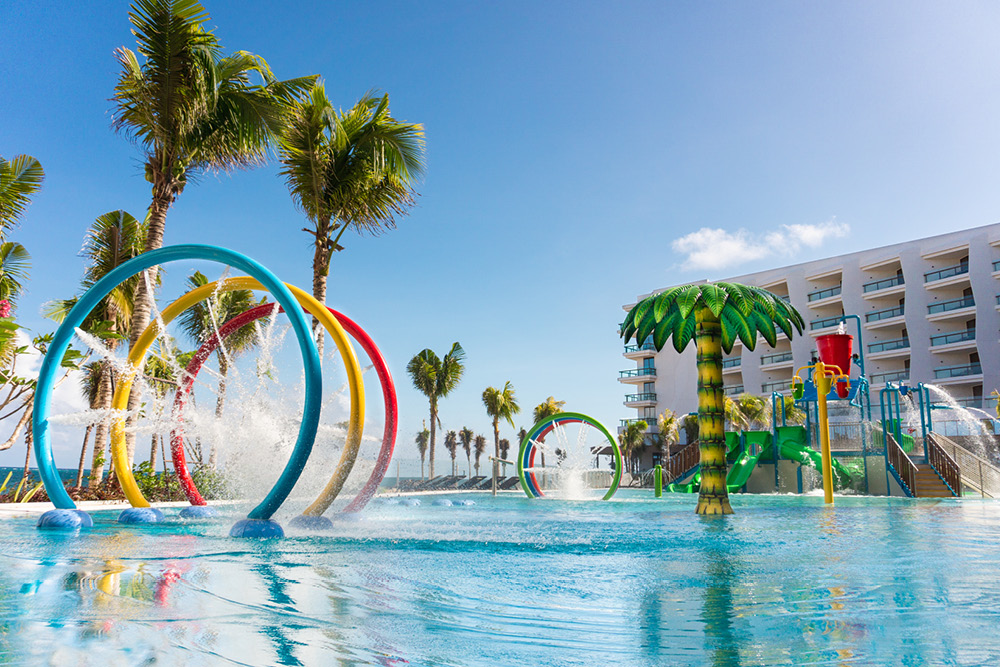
109,277,365,517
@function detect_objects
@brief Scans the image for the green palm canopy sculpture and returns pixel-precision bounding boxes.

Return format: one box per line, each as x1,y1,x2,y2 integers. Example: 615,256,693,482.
620,282,805,515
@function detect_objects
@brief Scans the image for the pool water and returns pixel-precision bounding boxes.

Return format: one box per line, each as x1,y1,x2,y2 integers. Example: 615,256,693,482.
2,491,1000,666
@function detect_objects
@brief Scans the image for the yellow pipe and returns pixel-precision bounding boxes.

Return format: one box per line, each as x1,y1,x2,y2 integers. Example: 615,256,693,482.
109,277,365,514
814,361,835,505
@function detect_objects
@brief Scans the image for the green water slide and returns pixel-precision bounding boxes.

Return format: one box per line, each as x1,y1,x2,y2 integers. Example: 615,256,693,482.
774,426,853,488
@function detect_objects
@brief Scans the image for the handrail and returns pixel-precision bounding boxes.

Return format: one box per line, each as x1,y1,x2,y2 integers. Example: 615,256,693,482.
926,435,962,496
928,432,1000,498
885,432,917,497
664,441,700,484
863,275,904,293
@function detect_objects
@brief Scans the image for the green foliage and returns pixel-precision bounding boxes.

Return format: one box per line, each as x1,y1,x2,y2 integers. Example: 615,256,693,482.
0,155,44,233
532,396,566,424
621,282,805,354
483,381,521,429
407,343,466,406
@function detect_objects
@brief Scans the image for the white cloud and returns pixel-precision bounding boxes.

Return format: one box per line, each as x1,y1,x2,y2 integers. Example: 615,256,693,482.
672,219,850,272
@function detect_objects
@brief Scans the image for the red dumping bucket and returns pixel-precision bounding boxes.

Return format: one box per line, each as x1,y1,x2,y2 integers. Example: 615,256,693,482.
816,333,853,378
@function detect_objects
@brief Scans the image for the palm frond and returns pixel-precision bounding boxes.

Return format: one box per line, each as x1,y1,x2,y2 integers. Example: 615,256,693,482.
0,155,44,232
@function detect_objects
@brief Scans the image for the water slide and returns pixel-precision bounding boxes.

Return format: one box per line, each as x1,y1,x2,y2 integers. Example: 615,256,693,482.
665,428,853,493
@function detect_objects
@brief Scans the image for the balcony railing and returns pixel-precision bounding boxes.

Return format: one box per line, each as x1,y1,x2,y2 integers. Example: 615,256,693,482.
863,275,904,293
930,330,975,347
619,418,650,429
723,385,744,396
807,285,842,302
866,305,904,323
946,397,985,408
927,296,975,315
624,342,657,353
761,380,790,393
722,357,741,369
868,338,909,354
994,260,1000,272
760,351,793,365
870,370,910,384
810,315,843,331
624,393,657,403
619,368,656,378
924,262,969,283
934,363,982,379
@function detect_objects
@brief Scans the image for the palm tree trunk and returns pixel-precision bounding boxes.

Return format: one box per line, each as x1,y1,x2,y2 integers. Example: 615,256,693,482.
124,183,172,466
22,419,33,482
428,400,437,478
76,423,93,487
311,226,332,359
149,432,159,468
694,307,732,515
420,455,425,480
0,400,33,452
466,453,471,477
90,362,114,484
493,418,500,459
211,355,228,468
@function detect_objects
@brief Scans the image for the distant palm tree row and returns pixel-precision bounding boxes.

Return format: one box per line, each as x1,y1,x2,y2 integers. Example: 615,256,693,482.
1,0,426,492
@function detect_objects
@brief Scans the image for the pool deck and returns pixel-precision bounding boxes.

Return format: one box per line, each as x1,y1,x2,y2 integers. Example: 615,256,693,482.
0,499,224,518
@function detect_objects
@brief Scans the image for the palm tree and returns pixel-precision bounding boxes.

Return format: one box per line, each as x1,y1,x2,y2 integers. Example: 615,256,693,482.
415,425,429,479
44,210,147,481
621,282,804,515
406,343,465,478
532,397,564,467
444,430,460,476
112,0,312,442
474,434,487,475
278,84,424,355
459,427,474,477
483,382,520,461
177,271,261,424
619,420,648,474
74,362,103,488
656,409,681,457
499,439,511,461
0,154,43,234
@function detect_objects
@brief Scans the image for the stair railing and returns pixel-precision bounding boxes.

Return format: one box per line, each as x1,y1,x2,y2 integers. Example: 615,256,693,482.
664,441,701,484
928,432,1000,498
926,434,962,497
886,433,917,497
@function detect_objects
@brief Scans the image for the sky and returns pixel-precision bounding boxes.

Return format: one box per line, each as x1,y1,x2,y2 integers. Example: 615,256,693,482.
2,1,1000,472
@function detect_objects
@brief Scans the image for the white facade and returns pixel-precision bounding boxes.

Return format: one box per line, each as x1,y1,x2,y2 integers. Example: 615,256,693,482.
620,223,1000,431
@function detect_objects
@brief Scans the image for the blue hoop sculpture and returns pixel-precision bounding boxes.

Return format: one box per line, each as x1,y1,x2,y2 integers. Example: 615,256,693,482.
32,245,323,536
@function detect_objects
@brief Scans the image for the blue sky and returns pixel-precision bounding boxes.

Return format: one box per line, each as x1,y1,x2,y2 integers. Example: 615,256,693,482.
2,1,1000,471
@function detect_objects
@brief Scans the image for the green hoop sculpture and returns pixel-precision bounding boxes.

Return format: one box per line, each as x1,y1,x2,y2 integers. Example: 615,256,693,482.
516,412,622,500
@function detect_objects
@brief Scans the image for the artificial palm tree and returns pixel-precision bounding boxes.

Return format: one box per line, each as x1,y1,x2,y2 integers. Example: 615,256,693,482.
621,282,804,515
278,84,424,355
473,434,487,476
177,272,261,419
112,0,313,441
619,420,648,474
459,427,474,477
44,210,147,481
483,381,520,460
406,343,465,478
444,430,459,476
415,425,429,479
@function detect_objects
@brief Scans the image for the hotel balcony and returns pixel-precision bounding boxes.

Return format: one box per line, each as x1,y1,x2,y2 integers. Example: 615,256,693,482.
619,418,657,433
926,296,976,322
869,370,910,386
761,379,791,395
862,275,905,299
809,315,844,335
864,305,905,329
618,367,656,384
993,260,1000,277
924,262,970,290
929,329,976,353
723,384,744,396
722,357,742,375
867,337,910,361
933,363,983,386
623,340,657,360
760,351,794,370
624,392,657,408
806,285,843,308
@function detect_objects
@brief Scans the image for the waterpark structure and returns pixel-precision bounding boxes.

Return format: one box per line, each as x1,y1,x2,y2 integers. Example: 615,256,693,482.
30,245,397,537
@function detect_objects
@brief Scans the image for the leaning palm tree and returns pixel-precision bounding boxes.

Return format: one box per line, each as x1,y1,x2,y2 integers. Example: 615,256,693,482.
406,343,465,478
619,420,648,475
473,434,487,476
112,0,313,442
278,84,424,355
621,282,804,515
415,426,429,479
459,427,474,477
177,271,261,419
44,210,147,481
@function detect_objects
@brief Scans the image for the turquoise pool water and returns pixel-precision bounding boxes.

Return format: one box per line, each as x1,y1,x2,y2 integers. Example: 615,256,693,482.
2,491,999,665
